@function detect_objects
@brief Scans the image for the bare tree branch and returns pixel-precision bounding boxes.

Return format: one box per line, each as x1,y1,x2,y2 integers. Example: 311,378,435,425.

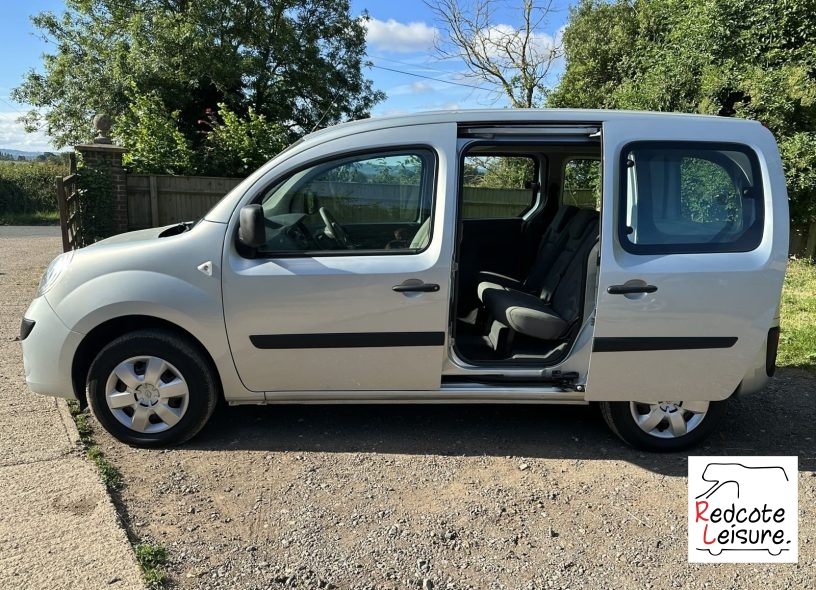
426,0,562,108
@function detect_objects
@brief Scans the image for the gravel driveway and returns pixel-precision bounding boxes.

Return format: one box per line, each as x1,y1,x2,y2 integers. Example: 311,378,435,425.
92,375,816,589
0,226,144,590
5,224,815,589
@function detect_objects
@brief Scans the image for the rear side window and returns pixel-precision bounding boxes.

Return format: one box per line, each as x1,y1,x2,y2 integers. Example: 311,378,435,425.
563,158,601,210
461,155,537,219
620,142,764,254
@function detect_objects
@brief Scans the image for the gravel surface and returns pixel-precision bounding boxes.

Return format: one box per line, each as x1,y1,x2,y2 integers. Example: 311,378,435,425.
4,224,814,589
92,369,816,590
0,228,144,590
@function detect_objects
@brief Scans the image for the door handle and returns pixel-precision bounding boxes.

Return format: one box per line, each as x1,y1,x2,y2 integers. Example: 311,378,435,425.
392,282,440,293
607,284,658,295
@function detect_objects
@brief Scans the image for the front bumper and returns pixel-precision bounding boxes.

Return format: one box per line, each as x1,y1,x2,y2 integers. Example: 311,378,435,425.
21,296,83,399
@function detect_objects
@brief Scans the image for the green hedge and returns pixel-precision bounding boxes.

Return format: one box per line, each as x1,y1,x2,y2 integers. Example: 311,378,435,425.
0,161,65,214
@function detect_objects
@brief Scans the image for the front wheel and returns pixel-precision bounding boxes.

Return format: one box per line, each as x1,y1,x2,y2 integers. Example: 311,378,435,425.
87,329,218,447
600,399,726,452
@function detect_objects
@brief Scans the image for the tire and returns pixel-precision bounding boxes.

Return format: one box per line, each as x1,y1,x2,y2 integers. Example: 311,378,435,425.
600,399,726,452
87,329,218,447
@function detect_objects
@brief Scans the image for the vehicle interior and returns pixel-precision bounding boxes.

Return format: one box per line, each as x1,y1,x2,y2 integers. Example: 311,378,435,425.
250,150,435,256
451,133,602,368
239,130,603,372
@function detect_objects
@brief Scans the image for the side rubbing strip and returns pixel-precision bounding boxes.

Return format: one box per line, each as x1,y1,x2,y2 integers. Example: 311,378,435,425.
593,337,738,352
250,332,445,349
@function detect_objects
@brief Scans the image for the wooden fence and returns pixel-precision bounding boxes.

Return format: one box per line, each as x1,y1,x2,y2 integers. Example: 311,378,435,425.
126,174,243,229
125,176,548,228
562,188,599,210
791,223,816,259
462,186,533,218
56,154,81,252
306,180,422,222
65,165,816,259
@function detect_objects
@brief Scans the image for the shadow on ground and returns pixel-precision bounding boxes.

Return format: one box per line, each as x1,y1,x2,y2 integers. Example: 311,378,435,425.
185,369,816,477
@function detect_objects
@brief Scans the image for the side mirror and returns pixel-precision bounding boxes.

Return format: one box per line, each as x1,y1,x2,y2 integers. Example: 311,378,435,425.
238,204,266,249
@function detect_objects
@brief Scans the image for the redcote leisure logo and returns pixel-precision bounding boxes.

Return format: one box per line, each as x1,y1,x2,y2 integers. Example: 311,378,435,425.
688,456,798,563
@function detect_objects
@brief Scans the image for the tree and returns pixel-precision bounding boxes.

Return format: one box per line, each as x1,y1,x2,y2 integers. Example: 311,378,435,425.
116,91,195,175
427,0,563,108
201,103,288,177
13,0,384,175
465,156,536,189
549,0,816,236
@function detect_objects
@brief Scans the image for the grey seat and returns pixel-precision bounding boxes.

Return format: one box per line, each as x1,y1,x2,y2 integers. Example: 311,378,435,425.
410,217,431,249
476,206,595,302
482,288,569,340
482,212,599,342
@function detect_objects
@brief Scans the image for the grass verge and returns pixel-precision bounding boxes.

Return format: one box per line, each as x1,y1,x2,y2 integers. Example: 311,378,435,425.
779,257,816,370
135,543,170,589
0,210,60,225
67,400,122,490
66,400,168,588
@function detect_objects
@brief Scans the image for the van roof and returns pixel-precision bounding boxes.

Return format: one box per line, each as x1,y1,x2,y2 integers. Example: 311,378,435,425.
303,108,761,144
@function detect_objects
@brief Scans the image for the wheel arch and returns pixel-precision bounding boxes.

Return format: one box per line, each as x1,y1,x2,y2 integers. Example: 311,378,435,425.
72,315,223,407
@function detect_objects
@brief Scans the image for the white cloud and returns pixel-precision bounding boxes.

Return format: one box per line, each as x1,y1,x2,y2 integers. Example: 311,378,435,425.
0,112,56,153
477,24,558,62
371,108,411,118
435,102,461,111
388,80,439,97
364,18,437,53
410,81,433,94
417,101,462,112
554,24,567,46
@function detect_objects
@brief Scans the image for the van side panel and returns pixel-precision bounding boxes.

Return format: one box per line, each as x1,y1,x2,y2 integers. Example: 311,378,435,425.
587,120,787,402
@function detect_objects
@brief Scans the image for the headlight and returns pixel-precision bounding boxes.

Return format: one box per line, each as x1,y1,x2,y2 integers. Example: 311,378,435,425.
36,251,74,297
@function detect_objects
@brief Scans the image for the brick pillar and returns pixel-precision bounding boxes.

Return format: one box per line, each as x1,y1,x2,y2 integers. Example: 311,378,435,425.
74,143,129,233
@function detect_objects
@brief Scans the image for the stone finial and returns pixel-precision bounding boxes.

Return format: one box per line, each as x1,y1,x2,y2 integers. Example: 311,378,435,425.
92,113,113,144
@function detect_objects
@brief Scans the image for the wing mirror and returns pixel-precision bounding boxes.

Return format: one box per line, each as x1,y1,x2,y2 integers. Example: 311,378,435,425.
238,204,266,249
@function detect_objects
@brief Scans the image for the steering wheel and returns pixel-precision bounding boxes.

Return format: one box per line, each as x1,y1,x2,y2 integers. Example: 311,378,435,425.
319,206,353,249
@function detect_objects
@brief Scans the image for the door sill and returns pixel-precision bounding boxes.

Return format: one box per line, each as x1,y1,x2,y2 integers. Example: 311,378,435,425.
259,386,587,405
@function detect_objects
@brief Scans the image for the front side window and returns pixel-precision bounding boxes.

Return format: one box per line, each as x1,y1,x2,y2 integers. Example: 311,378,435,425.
255,150,435,255
461,155,537,219
620,142,764,254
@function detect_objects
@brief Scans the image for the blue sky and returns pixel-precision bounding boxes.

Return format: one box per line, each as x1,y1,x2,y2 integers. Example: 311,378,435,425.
0,0,571,152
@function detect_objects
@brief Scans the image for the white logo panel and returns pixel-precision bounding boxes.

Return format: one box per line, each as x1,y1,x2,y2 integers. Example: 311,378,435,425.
688,456,798,563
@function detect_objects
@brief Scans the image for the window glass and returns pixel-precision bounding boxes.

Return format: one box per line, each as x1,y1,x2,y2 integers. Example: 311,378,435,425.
256,150,434,255
461,155,537,219
563,159,601,210
680,158,740,223
621,143,763,254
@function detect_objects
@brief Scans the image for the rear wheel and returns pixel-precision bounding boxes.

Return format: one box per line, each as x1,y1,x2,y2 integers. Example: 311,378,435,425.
600,399,725,452
87,329,218,447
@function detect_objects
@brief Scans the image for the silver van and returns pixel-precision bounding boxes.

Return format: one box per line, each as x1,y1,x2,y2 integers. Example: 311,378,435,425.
20,110,789,451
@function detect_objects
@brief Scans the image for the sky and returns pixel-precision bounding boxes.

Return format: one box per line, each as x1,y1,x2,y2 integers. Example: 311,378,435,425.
0,0,571,152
